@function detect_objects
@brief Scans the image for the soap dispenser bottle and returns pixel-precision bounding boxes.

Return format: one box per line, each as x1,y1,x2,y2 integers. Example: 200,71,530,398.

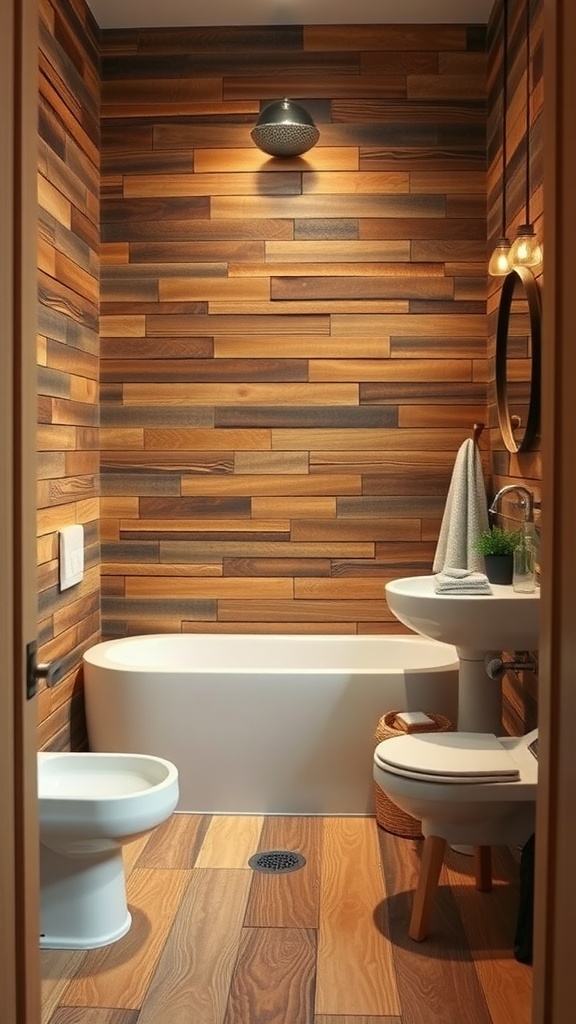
513,523,537,593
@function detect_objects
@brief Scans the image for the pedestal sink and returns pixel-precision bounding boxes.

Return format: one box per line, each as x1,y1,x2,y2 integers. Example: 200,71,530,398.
385,576,540,733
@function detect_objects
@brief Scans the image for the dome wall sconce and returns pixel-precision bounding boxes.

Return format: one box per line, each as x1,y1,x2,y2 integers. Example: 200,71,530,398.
251,98,320,158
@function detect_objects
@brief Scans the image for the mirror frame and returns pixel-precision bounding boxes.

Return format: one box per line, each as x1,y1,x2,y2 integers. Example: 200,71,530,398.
495,265,542,453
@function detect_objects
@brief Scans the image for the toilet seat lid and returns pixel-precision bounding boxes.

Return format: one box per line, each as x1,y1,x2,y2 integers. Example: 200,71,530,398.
374,732,521,781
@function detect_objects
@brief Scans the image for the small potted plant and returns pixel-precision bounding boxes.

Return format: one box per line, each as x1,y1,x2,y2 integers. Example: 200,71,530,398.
475,526,522,584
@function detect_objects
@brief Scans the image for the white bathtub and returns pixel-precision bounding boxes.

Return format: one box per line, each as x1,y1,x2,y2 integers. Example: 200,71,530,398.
83,633,459,815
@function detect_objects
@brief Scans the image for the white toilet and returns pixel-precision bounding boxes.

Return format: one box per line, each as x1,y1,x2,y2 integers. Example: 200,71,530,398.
373,729,537,940
38,751,179,950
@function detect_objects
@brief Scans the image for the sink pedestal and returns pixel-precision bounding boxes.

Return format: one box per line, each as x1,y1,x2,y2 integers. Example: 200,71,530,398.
457,649,502,733
384,575,539,735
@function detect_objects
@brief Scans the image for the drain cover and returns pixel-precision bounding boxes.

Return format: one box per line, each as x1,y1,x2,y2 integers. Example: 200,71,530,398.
248,849,306,874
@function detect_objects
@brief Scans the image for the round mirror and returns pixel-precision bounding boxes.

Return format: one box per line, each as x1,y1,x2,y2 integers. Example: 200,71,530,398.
495,266,542,453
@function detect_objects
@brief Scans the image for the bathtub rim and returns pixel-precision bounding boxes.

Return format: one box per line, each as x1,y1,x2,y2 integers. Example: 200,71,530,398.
83,632,460,676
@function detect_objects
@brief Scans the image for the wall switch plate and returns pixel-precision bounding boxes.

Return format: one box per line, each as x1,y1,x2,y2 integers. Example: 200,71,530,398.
59,524,84,590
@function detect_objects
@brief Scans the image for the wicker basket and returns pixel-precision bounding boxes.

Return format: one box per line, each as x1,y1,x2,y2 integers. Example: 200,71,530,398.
373,710,454,839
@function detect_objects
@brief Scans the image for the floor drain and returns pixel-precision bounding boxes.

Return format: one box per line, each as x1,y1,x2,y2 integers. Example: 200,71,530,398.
248,849,307,874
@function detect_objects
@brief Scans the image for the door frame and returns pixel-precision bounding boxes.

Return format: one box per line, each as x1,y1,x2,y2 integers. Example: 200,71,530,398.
0,0,41,1021
534,0,576,1020
1,0,576,1021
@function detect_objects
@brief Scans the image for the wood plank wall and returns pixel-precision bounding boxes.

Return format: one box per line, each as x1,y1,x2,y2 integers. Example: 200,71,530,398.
99,23,489,638
37,0,100,750
487,0,543,733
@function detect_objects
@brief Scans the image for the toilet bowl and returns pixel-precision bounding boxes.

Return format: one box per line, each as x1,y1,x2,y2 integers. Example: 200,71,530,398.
373,729,537,940
38,751,179,950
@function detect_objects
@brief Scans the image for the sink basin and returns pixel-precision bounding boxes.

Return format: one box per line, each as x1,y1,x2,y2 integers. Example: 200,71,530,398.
385,575,540,652
385,575,540,732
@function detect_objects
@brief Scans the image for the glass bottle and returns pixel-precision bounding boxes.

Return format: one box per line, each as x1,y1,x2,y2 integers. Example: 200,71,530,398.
513,524,537,593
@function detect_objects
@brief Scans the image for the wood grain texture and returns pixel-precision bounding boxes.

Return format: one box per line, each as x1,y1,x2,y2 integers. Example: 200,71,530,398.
315,817,400,1016
60,869,191,1008
47,1011,139,1024
136,868,252,1024
194,815,263,869
315,1018,401,1024
224,927,316,1024
244,817,321,929
376,829,495,1024
444,846,533,1024
38,0,100,751
43,815,530,1023
135,813,211,869
46,13,493,643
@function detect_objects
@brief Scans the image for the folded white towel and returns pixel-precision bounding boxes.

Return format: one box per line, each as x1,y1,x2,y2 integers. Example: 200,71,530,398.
434,568,493,594
433,438,489,573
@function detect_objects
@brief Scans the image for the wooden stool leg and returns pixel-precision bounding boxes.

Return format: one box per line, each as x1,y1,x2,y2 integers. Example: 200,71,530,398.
473,845,492,892
409,835,446,942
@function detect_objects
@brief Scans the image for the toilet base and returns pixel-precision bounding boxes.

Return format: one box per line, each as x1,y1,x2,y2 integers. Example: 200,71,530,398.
40,842,132,950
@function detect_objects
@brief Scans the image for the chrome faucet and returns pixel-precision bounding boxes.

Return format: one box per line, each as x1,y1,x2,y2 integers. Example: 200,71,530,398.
489,484,534,522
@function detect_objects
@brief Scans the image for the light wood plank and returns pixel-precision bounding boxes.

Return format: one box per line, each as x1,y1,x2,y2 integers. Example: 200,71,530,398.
302,171,409,194
121,518,287,534
213,335,387,358
229,261,440,278
315,818,400,1016
136,813,211,869
309,359,471,383
195,815,264,869
123,383,359,406
159,277,269,301
265,240,410,263
136,869,252,1024
122,831,152,878
181,475,361,497
48,1011,139,1024
194,147,359,172
60,869,191,1009
125,578,293,599
409,835,447,941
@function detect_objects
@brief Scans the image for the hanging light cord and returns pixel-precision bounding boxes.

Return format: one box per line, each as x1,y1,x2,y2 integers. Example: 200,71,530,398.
524,0,531,225
501,0,508,237
504,0,541,269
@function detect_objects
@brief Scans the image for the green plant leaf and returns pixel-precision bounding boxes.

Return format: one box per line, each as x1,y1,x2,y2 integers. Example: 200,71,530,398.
474,526,522,555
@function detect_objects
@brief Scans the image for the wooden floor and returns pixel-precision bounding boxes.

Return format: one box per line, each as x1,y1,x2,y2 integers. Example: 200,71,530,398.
41,814,532,1024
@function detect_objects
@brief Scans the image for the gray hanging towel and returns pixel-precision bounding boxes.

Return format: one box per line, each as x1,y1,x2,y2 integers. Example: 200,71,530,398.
433,438,489,573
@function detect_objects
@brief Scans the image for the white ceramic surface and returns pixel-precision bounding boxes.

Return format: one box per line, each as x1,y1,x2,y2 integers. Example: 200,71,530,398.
38,751,179,949
84,633,459,815
373,730,538,845
385,575,540,651
39,752,179,840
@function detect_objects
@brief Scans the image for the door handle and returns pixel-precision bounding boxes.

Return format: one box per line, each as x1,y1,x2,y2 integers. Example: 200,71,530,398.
25,640,65,699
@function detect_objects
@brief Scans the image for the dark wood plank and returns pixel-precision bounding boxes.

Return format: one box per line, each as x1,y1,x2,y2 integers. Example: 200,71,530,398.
101,358,308,383
271,276,454,301
223,927,316,1024
304,25,469,51
244,817,321,928
376,829,494,1024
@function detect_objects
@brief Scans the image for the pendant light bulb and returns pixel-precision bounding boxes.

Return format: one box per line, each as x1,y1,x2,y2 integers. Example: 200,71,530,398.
488,236,512,276
508,224,542,269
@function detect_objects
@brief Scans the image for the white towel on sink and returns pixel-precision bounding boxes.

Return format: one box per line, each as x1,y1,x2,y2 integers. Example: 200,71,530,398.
434,567,493,594
433,438,489,573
